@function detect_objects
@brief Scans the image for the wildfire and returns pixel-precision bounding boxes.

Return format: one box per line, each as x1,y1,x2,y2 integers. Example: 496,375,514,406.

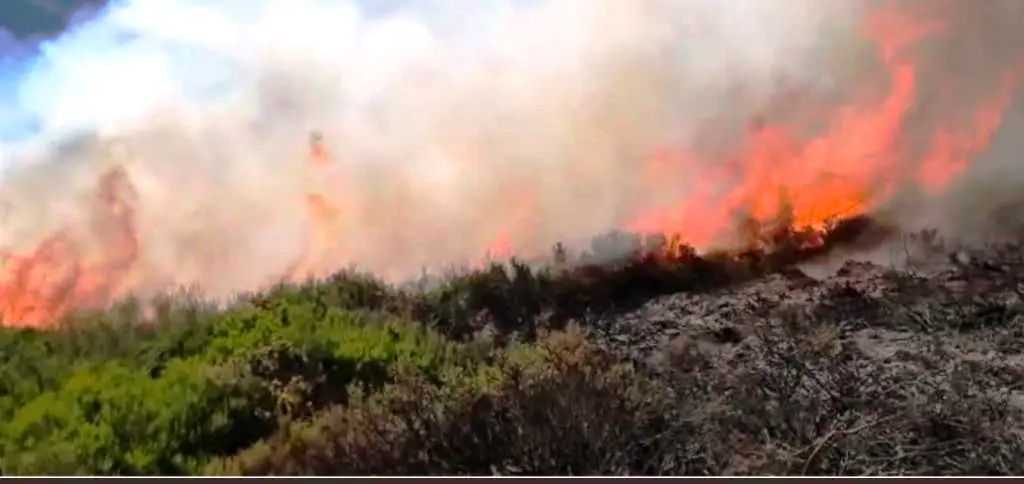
286,131,346,282
0,1,1020,329
0,165,140,328
611,5,1022,255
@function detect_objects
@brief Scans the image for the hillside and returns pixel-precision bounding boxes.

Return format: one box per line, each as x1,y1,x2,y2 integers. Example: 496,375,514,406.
1,225,1022,476
0,0,1022,476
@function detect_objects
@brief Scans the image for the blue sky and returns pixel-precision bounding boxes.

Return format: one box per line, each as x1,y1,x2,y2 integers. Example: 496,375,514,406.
0,0,428,143
0,1,106,141
0,0,529,146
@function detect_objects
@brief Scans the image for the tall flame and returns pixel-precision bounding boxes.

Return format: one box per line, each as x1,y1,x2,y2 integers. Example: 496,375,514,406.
620,5,1020,251
286,132,345,282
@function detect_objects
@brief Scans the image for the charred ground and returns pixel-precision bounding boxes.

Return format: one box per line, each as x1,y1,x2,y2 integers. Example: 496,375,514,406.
1,219,1023,476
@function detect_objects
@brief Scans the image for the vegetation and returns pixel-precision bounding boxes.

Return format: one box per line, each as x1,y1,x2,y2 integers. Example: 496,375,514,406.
1,224,1023,476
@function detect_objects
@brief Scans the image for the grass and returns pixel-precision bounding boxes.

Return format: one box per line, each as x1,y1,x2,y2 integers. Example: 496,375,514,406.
1,224,1022,475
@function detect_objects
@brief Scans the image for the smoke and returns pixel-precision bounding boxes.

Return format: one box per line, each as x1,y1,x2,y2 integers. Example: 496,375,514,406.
895,0,1024,241
0,0,1019,306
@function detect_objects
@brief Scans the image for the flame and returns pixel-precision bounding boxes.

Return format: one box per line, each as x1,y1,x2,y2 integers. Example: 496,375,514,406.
480,188,539,267
0,166,140,328
286,132,345,282
917,67,1024,192
624,5,1020,251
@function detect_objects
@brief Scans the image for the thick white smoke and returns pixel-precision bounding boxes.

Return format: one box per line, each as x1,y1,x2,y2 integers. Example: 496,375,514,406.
0,0,1018,309
0,0,871,300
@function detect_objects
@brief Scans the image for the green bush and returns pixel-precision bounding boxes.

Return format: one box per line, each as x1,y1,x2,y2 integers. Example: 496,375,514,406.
0,359,266,475
210,325,688,476
0,297,463,475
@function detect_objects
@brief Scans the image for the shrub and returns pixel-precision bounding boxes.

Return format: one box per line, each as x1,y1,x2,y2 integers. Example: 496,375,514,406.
0,300,463,475
210,326,694,476
0,359,269,475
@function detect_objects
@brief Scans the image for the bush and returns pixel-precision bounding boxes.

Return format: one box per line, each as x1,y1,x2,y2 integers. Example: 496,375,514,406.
7,224,1008,476
0,359,267,475
0,298,462,475
210,326,694,476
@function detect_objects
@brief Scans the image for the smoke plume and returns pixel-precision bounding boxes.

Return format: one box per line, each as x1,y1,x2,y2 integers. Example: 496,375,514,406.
0,0,1020,325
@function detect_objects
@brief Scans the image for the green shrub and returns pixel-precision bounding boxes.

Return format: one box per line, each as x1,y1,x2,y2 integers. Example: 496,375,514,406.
210,326,688,476
0,359,269,475
0,299,464,475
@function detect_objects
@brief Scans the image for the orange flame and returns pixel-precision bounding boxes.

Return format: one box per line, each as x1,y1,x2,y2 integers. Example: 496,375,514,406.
0,166,140,328
286,132,345,282
917,67,1024,192
623,5,1021,251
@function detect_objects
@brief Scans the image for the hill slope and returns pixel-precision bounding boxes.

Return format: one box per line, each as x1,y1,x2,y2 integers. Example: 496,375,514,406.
1,230,1023,476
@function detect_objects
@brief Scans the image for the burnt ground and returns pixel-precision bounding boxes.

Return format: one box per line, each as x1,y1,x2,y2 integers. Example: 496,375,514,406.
582,240,1024,474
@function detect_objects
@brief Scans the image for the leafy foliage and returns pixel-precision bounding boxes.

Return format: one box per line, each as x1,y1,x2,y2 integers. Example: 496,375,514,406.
0,298,457,475
209,325,687,476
